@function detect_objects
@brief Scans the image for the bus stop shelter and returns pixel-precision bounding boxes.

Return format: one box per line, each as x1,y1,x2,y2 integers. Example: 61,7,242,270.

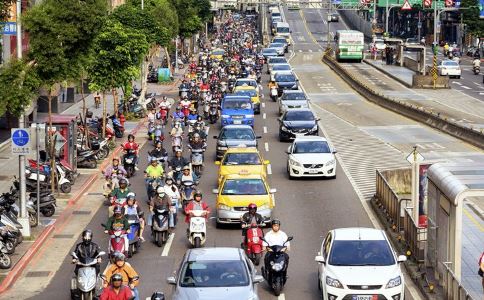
426,162,484,282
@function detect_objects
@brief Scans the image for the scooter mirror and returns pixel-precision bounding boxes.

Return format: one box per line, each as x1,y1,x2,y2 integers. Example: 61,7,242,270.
287,236,294,242
98,251,106,256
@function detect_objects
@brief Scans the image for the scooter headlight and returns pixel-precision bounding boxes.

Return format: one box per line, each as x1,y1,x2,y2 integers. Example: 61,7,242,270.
271,261,284,271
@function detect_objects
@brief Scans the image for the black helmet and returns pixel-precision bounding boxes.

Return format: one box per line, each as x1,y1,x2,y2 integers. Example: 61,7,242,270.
194,192,202,200
271,219,281,226
113,206,123,215
82,229,93,245
110,273,123,284
113,251,125,262
128,134,135,140
151,292,166,300
119,178,128,186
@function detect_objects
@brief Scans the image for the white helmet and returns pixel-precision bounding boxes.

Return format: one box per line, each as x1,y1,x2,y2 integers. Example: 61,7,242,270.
156,186,165,195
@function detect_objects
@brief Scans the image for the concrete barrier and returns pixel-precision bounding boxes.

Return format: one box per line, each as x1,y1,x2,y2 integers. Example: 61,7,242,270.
323,54,484,150
412,74,450,89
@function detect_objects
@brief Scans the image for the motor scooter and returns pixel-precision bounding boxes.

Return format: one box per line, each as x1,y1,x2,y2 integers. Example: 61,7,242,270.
126,214,141,257
209,100,218,124
242,223,264,266
70,251,105,300
171,134,183,153
148,122,156,140
159,106,169,125
187,209,208,248
180,181,196,212
151,207,169,247
102,225,127,262
261,236,293,296
123,149,136,178
77,149,98,169
270,86,278,102
146,177,163,203
190,148,204,176
153,124,164,145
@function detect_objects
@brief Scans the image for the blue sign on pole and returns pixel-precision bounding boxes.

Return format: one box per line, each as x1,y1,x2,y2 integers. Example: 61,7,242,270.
480,0,484,18
1,22,17,35
11,128,30,155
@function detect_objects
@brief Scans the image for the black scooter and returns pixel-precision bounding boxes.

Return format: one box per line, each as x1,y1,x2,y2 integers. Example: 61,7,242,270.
261,236,293,296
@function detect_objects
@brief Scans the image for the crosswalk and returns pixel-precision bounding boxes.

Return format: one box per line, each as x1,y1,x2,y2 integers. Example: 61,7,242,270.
311,104,408,201
295,49,324,53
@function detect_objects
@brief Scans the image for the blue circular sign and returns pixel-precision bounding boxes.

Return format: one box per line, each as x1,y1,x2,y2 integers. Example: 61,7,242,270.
12,129,29,147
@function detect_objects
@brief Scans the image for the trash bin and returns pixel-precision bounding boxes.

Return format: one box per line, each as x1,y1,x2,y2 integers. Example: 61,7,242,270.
158,68,171,82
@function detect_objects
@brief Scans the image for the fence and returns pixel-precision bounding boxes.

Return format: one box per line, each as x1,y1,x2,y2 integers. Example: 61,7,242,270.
403,207,427,263
441,262,475,300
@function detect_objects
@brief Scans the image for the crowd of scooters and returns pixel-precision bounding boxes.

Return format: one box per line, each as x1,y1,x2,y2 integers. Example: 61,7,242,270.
68,11,292,300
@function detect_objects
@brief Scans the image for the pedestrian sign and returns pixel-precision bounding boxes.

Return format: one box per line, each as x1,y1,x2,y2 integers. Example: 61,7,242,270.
11,128,30,155
401,0,412,10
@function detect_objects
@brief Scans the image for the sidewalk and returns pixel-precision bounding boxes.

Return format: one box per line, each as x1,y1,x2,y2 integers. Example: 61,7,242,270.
0,76,182,296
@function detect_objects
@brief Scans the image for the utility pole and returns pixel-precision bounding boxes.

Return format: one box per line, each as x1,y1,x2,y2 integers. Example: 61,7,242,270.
16,0,30,237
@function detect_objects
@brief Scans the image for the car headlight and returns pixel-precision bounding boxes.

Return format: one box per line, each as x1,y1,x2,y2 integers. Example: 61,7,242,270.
386,275,402,288
271,261,284,271
221,114,230,118
218,204,231,211
326,276,343,288
258,204,270,210
311,124,318,131
217,146,228,150
281,126,289,132
289,158,301,167
325,159,336,166
292,84,298,89
245,114,254,118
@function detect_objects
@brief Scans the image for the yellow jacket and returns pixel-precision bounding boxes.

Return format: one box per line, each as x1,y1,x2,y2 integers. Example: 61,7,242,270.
103,262,139,287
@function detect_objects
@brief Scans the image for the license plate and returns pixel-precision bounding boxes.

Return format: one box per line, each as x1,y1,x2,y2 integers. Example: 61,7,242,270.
352,296,375,300
234,120,242,124
308,169,319,174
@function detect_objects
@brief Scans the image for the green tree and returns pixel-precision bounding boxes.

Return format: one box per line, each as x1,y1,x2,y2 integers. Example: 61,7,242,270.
0,59,40,117
461,0,484,37
0,0,15,22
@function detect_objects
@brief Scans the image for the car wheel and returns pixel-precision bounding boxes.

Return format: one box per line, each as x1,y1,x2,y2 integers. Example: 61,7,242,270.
287,163,294,180
457,75,461,79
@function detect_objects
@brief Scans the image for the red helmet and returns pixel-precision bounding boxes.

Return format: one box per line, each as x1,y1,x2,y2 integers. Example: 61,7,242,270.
248,203,257,211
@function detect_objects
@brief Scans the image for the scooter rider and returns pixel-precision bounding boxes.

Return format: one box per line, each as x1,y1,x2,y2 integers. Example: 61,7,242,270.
110,178,132,208
473,57,481,69
263,219,290,270
103,252,140,300
125,193,145,242
105,206,130,253
171,106,185,121
148,141,168,163
100,273,133,300
149,187,173,232
122,134,140,171
158,96,171,110
103,157,128,188
177,165,198,183
168,150,190,170
184,192,210,224
241,203,264,245
188,133,207,152
72,230,101,276
164,177,180,227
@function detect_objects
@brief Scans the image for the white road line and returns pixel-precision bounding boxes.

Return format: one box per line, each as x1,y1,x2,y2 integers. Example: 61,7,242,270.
479,92,484,95
263,113,267,119
264,142,269,152
453,81,462,85
461,85,472,89
261,102,266,108
263,126,268,133
267,163,272,175
161,233,175,256
308,49,313,52
278,294,286,300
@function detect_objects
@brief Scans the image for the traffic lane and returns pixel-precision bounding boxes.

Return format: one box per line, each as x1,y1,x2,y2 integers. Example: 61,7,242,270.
282,8,321,52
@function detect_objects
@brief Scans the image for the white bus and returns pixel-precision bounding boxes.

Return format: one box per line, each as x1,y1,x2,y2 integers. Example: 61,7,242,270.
335,30,364,62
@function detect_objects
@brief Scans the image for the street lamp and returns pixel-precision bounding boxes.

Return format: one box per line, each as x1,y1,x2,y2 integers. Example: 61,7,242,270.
385,3,401,34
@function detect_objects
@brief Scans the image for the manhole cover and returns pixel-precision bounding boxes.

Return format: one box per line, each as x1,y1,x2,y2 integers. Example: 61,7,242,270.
53,234,74,239
72,210,91,215
86,192,103,196
25,271,50,277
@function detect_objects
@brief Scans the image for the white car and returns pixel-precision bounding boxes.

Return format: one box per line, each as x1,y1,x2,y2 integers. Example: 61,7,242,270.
286,136,336,179
270,63,292,82
315,228,407,300
438,60,461,78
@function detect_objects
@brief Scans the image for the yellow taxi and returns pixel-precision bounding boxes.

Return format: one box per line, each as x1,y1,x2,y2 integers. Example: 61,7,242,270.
213,173,276,226
215,148,269,184
210,48,225,60
233,85,261,114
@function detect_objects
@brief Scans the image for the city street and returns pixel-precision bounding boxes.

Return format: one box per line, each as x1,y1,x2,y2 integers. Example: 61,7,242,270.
2,4,484,300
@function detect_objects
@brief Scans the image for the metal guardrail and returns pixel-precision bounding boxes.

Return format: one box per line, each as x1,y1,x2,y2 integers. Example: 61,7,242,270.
441,262,475,300
403,207,426,263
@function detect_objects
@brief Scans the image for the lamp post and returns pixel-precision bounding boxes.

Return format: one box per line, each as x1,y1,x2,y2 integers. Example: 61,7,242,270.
385,3,401,34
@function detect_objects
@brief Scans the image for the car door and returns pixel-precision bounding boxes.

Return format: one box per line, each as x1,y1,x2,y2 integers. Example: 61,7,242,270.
320,232,333,292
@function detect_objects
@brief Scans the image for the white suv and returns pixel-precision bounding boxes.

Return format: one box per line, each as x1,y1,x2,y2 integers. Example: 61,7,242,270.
315,228,407,300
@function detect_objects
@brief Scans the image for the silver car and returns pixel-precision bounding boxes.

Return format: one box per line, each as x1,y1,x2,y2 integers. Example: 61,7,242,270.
278,90,309,115
167,247,263,300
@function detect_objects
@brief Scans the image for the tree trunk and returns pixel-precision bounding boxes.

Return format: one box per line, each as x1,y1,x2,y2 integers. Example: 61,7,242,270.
102,91,106,139
48,88,56,194
80,78,90,148
112,88,117,116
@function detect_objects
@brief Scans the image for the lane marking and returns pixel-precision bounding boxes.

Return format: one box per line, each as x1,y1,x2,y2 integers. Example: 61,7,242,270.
262,102,266,108
463,208,484,232
161,233,175,256
263,126,268,133
267,163,272,175
461,85,472,90
263,113,267,119
278,294,286,300
264,142,269,152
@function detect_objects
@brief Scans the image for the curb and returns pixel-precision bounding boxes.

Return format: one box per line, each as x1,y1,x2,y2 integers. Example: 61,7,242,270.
363,59,413,88
0,118,147,295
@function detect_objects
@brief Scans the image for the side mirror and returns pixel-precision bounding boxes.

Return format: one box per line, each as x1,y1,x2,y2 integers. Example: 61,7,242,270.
315,255,326,264
212,188,219,194
256,135,262,139
269,188,277,194
332,148,337,154
167,276,177,285
286,146,292,154
253,274,264,283
287,236,293,242
263,160,270,165
101,223,106,229
98,251,106,257
316,117,321,121
397,255,407,263
100,274,107,282
213,135,218,139
215,161,221,165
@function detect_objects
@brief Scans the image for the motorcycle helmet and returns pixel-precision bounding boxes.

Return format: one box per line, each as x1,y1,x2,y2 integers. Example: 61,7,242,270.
156,186,165,196
111,273,124,284
248,203,257,212
165,176,173,185
151,157,159,164
182,165,191,171
197,116,203,122
193,133,200,139
271,219,281,226
155,141,162,148
176,106,181,111
113,205,123,216
119,178,128,188
128,134,135,141
151,292,165,300
112,157,120,163
81,229,93,245
194,191,203,200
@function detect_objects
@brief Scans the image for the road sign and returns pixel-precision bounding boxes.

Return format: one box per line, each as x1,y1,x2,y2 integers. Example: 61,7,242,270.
401,0,412,10
406,150,424,164
1,22,17,35
423,0,432,7
11,128,30,155
417,22,422,29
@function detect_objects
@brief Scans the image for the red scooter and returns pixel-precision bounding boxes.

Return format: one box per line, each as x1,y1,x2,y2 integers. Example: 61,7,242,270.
159,105,169,125
243,223,264,266
103,225,127,263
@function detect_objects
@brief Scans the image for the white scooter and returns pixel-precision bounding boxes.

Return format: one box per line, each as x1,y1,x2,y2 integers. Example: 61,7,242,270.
270,86,278,102
187,209,208,248
70,251,105,300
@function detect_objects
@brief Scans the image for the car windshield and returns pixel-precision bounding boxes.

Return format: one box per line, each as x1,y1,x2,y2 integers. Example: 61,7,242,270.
443,61,459,66
268,58,287,64
273,64,291,71
212,50,225,55
180,260,250,287
275,73,296,82
223,100,252,110
222,179,267,195
223,153,261,165
235,81,257,88
282,92,306,100
235,90,257,97
284,111,314,121
220,128,255,140
273,38,286,44
263,48,277,54
270,43,284,48
293,141,331,153
329,240,396,266
277,27,290,33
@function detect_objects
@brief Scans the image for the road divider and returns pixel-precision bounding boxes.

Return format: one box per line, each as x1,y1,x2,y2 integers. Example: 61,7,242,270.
322,54,484,150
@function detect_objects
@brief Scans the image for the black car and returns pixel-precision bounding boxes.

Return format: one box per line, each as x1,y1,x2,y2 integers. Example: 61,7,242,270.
274,71,298,96
278,109,319,142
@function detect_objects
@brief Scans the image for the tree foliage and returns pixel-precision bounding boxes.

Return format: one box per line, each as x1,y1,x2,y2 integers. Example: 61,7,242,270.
0,0,15,22
0,59,40,117
88,19,149,92
461,0,484,37
169,0,210,38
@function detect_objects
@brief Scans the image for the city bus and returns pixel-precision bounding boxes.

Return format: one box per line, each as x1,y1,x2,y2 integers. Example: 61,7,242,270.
335,30,364,62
